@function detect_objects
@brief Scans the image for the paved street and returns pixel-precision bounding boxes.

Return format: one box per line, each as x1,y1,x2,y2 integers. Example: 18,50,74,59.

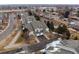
0,48,23,54
57,45,78,54
0,13,15,40
27,37,57,52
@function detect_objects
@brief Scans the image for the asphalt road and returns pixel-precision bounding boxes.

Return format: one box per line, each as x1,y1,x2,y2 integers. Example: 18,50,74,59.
0,13,15,41
28,37,57,52
0,48,23,54
57,45,78,54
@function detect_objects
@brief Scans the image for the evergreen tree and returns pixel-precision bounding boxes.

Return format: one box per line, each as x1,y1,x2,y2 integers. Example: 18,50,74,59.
50,22,54,31
64,11,70,18
74,36,78,40
65,30,70,39
51,9,54,12
34,14,40,21
56,24,70,39
56,24,67,34
77,10,79,17
47,21,54,31
19,6,21,9
43,9,46,12
28,10,32,16
17,15,21,19
23,28,28,33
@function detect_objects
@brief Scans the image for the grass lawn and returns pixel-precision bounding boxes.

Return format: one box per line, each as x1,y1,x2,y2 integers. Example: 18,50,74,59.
15,36,24,43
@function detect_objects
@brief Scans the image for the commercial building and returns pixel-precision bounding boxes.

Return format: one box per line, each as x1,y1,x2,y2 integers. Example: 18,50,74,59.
22,14,49,36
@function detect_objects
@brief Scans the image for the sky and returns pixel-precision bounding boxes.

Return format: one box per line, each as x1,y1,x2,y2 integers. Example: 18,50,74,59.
0,0,78,5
